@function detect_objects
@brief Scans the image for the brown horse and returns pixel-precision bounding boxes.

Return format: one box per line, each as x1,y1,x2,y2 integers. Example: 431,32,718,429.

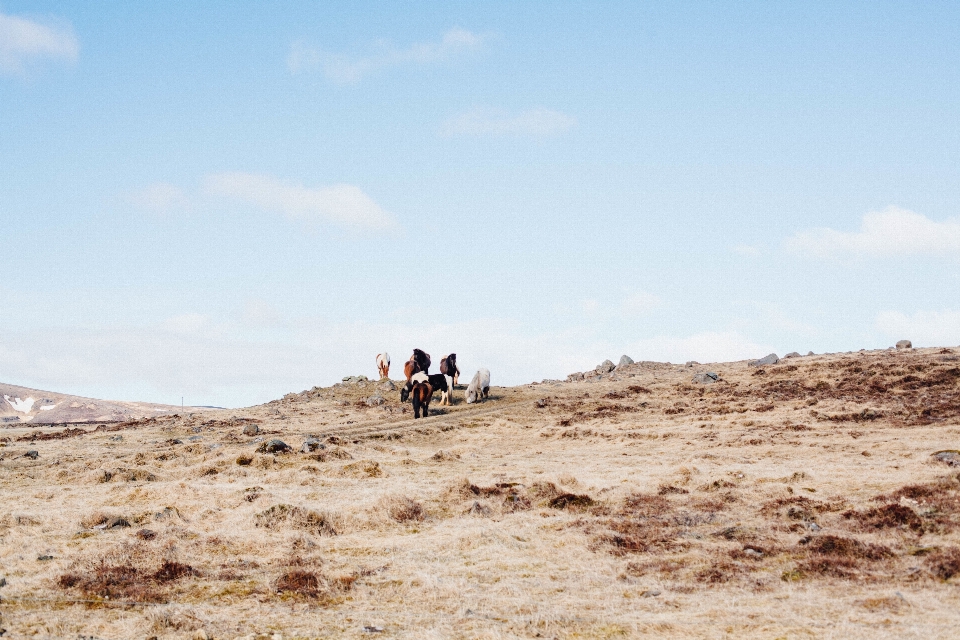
411,380,433,418
410,349,431,374
439,353,459,387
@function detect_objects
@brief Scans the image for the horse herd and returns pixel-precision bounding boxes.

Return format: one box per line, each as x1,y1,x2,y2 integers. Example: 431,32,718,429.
375,351,491,419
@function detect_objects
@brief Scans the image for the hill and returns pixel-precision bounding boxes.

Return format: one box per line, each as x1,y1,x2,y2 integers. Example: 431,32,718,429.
0,382,190,425
1,346,959,638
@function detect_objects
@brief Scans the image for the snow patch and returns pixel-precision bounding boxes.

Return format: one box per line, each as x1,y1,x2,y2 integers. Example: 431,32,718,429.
39,404,57,411
4,395,36,413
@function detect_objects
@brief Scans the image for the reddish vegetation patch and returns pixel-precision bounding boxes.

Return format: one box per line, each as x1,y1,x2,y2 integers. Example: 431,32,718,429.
548,493,595,510
17,427,87,442
844,503,924,533
925,546,960,581
57,559,197,602
276,570,322,597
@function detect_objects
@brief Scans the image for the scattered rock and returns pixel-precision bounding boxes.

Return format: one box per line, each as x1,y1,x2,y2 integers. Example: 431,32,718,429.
342,375,369,384
807,351,815,356
783,352,801,358
108,435,123,442
566,372,585,382
639,589,661,597
363,627,384,634
379,380,396,392
258,439,292,454
300,438,325,454
187,435,202,442
242,423,259,436
23,450,38,460
94,517,130,530
154,507,181,523
37,555,54,561
692,372,719,384
137,529,157,540
365,395,385,407
744,547,764,559
618,355,634,367
749,353,779,367
465,501,492,517
896,340,913,350
932,450,960,468
596,360,615,374
685,361,699,367
0,577,7,587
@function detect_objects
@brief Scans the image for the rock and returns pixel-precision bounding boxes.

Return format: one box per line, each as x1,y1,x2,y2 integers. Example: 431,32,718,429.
807,351,815,356
136,528,157,540
896,340,913,349
0,577,7,587
37,555,54,561
242,423,259,436
363,626,384,633
154,507,179,521
566,372,585,382
685,361,699,367
744,548,763,559
342,375,369,384
192,630,210,640
932,450,960,467
783,352,801,359
749,353,779,367
618,355,634,367
187,435,202,442
596,360,615,374
379,380,396,391
24,450,38,460
692,372,719,384
108,435,123,442
258,439,292,454
300,438,325,453
365,395,385,407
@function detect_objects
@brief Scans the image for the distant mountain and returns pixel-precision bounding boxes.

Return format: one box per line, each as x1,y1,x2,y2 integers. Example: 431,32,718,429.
0,382,184,425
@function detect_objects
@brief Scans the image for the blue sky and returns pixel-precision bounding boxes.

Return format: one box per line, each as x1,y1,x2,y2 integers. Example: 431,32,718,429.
2,1,959,407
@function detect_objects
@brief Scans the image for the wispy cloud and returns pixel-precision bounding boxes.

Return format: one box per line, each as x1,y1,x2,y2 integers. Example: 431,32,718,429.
206,172,399,232
126,182,189,213
441,107,576,138
288,27,487,83
0,11,78,75
785,206,960,259
620,291,663,317
876,310,960,347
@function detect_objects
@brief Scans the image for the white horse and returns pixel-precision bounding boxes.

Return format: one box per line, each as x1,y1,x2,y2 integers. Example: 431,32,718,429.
465,368,491,404
376,352,390,379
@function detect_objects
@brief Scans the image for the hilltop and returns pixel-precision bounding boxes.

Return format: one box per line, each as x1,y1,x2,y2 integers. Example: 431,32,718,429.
1,346,959,638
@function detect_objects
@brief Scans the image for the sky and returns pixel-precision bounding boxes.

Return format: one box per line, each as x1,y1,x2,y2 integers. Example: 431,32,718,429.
2,1,959,408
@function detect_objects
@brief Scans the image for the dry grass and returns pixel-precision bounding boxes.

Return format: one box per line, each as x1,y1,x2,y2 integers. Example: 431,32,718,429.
2,346,960,638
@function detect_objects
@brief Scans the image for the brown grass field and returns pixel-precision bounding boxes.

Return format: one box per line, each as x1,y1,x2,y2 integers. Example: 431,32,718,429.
2,346,960,639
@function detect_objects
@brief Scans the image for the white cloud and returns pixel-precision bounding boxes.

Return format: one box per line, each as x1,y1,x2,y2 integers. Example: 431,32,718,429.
875,310,960,348
288,27,487,83
127,182,189,213
0,11,78,75
785,206,960,259
441,107,576,138
206,172,399,232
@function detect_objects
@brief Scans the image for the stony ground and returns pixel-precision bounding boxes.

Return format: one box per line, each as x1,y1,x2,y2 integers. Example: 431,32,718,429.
2,347,960,639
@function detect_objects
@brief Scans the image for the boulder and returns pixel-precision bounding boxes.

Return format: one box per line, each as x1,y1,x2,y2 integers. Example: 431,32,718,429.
807,351,815,356
566,372,585,382
783,352,801,359
896,340,912,350
749,353,779,367
342,375,369,384
618,355,634,367
23,450,38,460
932,450,960,468
257,439,292,454
685,361,699,367
242,423,259,436
365,395,385,407
379,380,396,392
300,438,325,454
692,372,719,384
596,360,615,374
